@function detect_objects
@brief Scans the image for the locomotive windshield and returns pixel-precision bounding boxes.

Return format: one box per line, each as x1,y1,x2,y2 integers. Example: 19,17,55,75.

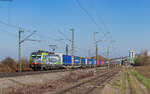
31,55,41,63
32,55,41,59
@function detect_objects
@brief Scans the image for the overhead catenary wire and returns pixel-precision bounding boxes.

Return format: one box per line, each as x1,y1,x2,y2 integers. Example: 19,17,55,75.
0,0,12,1
75,0,115,44
0,20,22,29
57,30,72,42
0,20,56,41
0,0,54,41
0,28,17,37
76,0,115,58
75,0,106,36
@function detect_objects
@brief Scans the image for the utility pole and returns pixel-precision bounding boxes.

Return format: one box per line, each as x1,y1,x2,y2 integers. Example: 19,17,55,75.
107,47,109,60
107,47,110,70
71,28,74,56
94,32,97,57
94,32,98,64
88,48,91,58
66,44,69,55
18,30,37,72
18,30,24,72
94,32,98,72
96,44,98,66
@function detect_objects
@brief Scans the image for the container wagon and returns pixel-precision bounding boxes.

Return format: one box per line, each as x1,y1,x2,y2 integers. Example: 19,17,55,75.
30,50,108,71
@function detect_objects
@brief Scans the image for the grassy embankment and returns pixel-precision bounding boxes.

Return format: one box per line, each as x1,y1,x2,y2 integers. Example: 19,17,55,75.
132,69,150,91
128,68,143,94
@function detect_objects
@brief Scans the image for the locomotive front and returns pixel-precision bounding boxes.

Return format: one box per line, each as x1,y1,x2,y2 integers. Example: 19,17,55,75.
30,51,47,70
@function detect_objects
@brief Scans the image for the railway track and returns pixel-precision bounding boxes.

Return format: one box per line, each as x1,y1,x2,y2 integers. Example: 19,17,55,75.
0,67,106,78
54,68,119,94
0,69,66,78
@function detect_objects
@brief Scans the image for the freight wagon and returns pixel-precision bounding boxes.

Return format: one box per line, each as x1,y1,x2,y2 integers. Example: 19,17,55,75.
30,50,107,70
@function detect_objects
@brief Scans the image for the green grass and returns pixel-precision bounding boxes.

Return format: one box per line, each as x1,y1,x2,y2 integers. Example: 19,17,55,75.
120,69,126,94
132,69,150,91
128,71,142,94
110,69,126,94
111,79,121,89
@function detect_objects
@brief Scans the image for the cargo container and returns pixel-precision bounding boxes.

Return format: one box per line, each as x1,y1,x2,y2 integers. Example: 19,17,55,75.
30,50,116,71
81,58,86,67
62,55,72,66
87,59,92,65
99,60,102,65
102,60,104,65
73,56,81,67
91,59,95,65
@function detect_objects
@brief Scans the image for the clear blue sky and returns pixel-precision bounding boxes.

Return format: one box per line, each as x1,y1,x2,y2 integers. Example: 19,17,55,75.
0,0,150,60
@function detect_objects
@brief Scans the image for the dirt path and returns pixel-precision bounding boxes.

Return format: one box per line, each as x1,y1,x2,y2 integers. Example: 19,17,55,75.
100,66,150,94
125,69,130,94
131,70,149,94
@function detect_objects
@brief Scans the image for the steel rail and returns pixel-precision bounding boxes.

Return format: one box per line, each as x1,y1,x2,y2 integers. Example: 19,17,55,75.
0,67,105,78
54,68,119,94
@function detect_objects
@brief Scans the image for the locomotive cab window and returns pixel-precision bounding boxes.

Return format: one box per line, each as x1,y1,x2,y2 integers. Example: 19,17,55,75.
32,55,41,59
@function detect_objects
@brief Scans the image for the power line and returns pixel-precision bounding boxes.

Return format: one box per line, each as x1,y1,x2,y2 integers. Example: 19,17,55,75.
0,20,22,29
0,20,38,34
0,0,12,1
75,0,100,29
0,20,56,41
57,30,71,42
75,0,106,35
0,28,17,37
75,0,115,42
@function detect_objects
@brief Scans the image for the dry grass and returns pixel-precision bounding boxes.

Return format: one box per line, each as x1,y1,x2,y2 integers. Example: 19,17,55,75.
62,71,94,82
1,70,95,94
19,59,32,71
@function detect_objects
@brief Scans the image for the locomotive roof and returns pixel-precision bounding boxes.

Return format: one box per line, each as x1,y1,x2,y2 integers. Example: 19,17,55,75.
31,50,54,55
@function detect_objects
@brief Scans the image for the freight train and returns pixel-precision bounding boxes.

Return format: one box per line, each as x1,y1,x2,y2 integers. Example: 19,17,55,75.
30,50,107,70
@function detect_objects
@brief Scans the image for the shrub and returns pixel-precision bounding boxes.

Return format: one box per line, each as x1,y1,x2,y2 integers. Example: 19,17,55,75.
134,50,150,66
0,58,32,72
0,57,17,72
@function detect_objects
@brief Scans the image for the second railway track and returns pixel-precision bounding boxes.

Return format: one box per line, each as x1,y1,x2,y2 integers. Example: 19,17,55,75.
0,67,106,78
54,68,120,94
